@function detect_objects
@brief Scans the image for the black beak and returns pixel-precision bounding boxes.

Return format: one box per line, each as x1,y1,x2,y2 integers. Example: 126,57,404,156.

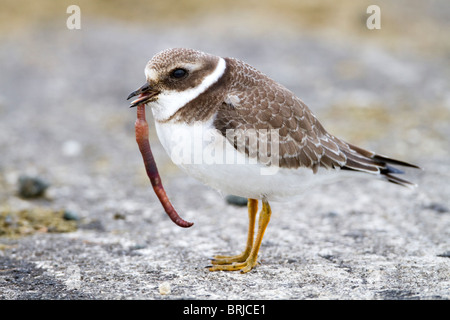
127,83,150,100
127,83,159,108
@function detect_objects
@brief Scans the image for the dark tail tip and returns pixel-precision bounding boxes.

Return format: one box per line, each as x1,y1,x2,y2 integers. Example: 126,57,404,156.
379,161,420,188
373,154,421,170
343,143,421,188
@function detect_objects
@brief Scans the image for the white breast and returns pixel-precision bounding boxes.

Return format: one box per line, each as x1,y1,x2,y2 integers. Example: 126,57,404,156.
153,116,350,201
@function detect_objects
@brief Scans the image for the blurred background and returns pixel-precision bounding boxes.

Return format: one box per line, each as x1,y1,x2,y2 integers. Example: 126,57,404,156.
0,0,449,236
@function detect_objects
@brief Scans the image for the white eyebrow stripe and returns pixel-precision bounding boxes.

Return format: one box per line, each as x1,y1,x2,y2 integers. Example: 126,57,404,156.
145,68,158,82
149,57,227,122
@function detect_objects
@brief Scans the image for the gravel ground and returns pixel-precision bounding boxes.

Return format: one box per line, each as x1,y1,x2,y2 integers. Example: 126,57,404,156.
0,1,449,300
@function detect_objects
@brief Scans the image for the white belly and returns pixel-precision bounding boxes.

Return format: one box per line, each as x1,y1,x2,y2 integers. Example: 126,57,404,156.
153,115,352,201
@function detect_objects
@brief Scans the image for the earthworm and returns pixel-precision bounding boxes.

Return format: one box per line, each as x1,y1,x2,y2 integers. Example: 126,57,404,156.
135,104,193,228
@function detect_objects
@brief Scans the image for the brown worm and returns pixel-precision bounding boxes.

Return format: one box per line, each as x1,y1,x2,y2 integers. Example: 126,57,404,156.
135,105,193,228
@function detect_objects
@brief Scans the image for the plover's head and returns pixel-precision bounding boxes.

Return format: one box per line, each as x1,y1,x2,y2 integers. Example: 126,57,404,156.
127,48,226,120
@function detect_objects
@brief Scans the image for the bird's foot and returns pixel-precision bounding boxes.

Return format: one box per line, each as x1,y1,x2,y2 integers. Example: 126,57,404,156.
208,256,258,273
210,250,250,265
207,198,268,274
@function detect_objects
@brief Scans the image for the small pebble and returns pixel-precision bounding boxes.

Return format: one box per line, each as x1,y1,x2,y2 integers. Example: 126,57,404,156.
326,211,339,218
65,265,81,290
425,203,448,214
18,175,49,198
4,214,14,226
159,282,171,295
130,244,146,250
113,212,126,220
437,251,450,258
79,220,105,231
63,210,80,221
225,195,248,207
62,140,82,157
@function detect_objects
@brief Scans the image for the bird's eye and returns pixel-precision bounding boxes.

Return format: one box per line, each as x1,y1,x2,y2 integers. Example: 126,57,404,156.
170,68,188,79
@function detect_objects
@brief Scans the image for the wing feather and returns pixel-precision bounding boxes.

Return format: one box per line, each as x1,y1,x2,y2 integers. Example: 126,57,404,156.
213,57,420,186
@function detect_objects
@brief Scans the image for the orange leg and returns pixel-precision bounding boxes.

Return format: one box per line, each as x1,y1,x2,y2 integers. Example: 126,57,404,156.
212,199,258,264
209,199,272,273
